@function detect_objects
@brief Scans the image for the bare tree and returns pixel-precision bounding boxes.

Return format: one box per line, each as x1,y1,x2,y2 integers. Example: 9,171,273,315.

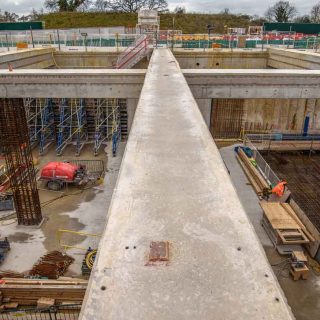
95,0,106,11
0,11,19,22
19,15,31,22
174,6,186,14
44,0,91,12
311,3,320,23
222,8,230,15
95,0,168,12
265,1,297,22
294,15,311,23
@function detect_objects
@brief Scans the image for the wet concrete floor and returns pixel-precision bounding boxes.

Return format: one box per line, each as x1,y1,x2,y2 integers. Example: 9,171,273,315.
0,142,126,275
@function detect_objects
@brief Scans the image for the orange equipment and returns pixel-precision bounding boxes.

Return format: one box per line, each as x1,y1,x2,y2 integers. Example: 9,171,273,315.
272,181,287,197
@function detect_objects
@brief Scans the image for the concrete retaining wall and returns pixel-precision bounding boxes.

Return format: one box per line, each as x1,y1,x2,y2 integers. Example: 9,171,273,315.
174,49,268,69
268,48,320,69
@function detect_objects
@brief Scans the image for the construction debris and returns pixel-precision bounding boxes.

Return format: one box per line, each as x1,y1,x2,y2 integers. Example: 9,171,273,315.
29,251,74,279
0,278,87,306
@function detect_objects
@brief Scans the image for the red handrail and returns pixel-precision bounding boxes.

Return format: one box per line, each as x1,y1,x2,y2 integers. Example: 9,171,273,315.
117,37,147,69
117,40,147,69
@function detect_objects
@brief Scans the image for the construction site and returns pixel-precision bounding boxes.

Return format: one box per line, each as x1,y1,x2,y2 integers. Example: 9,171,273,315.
1,9,320,320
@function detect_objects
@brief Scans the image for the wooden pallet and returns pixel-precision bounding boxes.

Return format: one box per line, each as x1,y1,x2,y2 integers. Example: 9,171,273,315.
260,201,312,245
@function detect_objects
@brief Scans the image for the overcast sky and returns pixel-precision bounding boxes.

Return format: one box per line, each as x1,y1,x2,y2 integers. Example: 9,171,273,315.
0,0,318,16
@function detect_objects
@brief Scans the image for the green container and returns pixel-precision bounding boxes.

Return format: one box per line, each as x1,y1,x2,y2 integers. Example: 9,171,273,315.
0,21,43,31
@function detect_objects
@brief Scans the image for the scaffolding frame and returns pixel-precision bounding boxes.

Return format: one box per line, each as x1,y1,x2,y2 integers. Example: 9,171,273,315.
23,97,124,156
56,98,88,156
24,98,56,155
94,99,121,156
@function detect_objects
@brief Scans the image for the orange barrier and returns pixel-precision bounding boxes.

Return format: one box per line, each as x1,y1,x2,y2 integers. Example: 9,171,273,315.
16,42,28,49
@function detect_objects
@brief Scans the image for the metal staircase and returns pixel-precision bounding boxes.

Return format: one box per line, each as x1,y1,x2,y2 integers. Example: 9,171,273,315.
116,35,149,69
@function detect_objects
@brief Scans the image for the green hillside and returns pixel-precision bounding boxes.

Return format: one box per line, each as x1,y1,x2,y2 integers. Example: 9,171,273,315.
39,12,254,33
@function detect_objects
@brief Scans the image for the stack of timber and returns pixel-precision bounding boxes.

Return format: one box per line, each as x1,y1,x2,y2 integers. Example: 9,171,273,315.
0,271,24,279
236,148,270,195
260,201,315,246
0,278,87,306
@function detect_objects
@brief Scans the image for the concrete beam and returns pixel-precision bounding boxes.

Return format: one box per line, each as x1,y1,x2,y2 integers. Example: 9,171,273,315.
0,48,55,69
267,48,320,70
184,69,320,99
80,48,293,320
0,69,146,98
2,69,320,99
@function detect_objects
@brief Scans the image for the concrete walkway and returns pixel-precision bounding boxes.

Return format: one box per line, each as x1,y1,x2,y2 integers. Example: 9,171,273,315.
80,49,294,320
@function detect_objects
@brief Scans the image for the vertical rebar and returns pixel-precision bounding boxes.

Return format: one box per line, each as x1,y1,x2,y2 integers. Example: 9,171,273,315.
0,98,43,225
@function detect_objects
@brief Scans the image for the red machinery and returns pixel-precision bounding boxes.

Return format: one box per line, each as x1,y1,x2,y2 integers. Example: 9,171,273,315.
40,162,88,191
40,160,105,191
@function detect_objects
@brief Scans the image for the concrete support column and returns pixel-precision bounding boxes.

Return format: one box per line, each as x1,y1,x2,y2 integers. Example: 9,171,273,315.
196,99,212,128
127,98,139,134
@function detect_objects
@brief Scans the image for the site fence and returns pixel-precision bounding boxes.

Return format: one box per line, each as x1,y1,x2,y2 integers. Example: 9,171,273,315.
0,304,81,320
1,30,320,50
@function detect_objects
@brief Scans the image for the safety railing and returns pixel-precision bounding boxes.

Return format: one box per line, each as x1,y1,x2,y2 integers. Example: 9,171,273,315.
244,133,320,152
0,304,81,320
1,31,319,51
244,136,281,187
116,34,148,69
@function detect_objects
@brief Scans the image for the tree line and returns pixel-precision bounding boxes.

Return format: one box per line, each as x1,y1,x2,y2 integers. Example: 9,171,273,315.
1,1,320,25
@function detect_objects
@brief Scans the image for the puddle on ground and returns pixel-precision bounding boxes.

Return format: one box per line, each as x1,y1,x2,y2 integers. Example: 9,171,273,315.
40,187,98,215
41,213,86,251
8,232,34,243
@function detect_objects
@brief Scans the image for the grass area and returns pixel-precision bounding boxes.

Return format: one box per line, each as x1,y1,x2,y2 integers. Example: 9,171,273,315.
39,12,253,34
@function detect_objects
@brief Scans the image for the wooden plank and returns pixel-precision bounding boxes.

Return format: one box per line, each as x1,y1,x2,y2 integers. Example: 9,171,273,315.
260,201,299,229
236,154,262,195
1,278,88,286
281,203,316,242
238,149,269,190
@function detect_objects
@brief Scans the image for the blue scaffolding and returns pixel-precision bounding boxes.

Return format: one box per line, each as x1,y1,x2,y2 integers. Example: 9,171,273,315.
93,99,121,156
24,98,55,155
56,98,88,156
39,98,55,155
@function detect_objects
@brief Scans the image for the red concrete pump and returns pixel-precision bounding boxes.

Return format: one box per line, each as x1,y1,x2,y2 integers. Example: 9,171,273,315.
40,160,104,191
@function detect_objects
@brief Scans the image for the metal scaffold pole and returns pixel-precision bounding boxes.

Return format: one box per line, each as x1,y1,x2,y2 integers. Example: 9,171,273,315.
24,98,55,155
93,99,121,156
0,98,43,226
56,98,88,156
